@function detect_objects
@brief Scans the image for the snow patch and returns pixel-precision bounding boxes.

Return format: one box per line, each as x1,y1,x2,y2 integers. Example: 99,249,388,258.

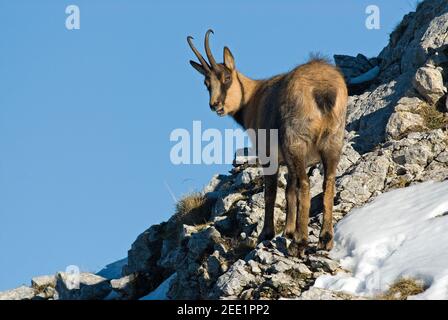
348,66,380,84
96,258,127,280
140,273,176,300
314,181,448,299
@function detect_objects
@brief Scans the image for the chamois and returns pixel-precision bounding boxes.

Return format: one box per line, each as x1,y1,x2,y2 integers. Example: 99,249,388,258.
187,30,347,256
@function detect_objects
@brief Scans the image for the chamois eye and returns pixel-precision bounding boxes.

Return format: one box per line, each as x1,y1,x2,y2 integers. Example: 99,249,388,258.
224,75,231,83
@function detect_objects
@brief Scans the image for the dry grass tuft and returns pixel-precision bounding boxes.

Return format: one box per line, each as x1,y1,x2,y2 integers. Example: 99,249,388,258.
377,278,426,300
413,102,448,130
161,192,214,243
174,192,212,226
390,176,410,189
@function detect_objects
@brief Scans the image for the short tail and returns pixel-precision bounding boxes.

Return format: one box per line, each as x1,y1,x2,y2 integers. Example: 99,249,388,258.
312,87,337,114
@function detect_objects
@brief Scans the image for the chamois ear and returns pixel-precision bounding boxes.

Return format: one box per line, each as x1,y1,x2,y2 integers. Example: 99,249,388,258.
190,60,207,76
223,47,235,70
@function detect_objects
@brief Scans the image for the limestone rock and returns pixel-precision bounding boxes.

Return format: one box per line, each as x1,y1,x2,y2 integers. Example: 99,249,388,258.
413,66,447,103
31,275,56,289
334,54,377,80
212,192,245,217
55,272,111,300
337,153,391,206
31,275,57,299
234,167,263,187
386,111,425,139
123,223,164,275
308,255,340,273
107,274,145,300
211,260,257,298
0,286,36,300
187,226,221,257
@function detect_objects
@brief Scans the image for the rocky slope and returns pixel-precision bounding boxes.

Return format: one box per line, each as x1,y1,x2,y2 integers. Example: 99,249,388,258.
1,0,448,300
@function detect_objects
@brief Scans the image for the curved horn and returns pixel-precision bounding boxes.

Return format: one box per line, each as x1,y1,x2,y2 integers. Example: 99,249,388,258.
187,36,211,73
205,29,218,70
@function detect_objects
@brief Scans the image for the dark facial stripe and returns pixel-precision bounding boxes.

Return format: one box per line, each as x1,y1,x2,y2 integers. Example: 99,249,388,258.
218,75,232,105
236,73,245,108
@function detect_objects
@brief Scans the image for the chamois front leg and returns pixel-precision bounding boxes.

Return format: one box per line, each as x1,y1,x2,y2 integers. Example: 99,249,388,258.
318,153,339,251
258,170,278,242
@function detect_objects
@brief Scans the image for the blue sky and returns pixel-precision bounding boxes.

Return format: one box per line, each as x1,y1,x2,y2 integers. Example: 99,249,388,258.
0,0,415,290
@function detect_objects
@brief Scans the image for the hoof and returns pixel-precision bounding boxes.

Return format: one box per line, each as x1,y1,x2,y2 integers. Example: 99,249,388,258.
318,232,334,251
287,239,308,258
283,230,295,240
258,228,275,243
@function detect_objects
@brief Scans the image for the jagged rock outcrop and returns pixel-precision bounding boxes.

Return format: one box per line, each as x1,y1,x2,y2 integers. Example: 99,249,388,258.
341,0,448,153
121,0,448,300
1,0,448,301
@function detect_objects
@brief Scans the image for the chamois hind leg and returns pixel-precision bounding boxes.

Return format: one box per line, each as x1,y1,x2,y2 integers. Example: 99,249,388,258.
283,170,297,239
285,151,310,258
294,160,311,257
318,151,339,251
258,169,278,242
